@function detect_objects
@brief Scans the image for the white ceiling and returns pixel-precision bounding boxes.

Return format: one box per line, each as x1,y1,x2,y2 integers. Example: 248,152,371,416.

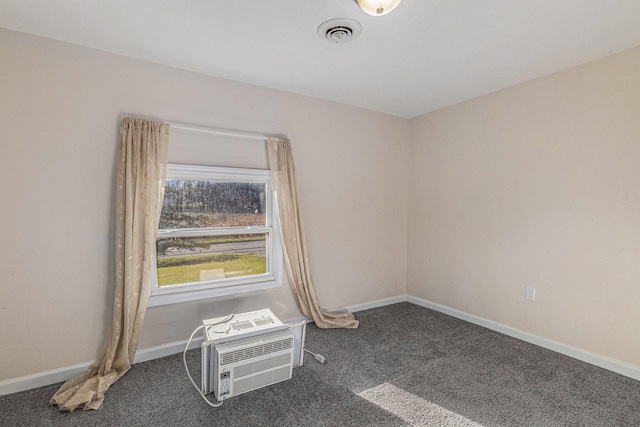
2,0,640,118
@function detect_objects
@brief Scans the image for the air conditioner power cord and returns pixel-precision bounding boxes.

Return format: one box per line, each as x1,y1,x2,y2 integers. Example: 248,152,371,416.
304,348,326,364
183,314,234,408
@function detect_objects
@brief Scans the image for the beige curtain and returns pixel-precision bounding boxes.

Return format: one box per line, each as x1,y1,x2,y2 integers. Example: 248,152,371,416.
50,118,169,411
267,138,358,329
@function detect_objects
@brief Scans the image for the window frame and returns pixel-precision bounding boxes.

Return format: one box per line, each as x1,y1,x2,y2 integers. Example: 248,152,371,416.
147,164,283,307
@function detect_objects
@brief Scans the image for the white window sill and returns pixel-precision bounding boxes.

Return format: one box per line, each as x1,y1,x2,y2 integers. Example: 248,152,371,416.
147,279,282,307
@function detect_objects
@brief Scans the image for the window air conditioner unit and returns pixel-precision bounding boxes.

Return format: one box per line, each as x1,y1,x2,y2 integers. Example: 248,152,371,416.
200,309,304,401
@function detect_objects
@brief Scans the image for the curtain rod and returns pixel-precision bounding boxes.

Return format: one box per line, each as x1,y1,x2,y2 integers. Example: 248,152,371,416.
168,121,270,141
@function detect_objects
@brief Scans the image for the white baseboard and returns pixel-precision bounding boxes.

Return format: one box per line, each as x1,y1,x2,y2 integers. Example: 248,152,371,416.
3,294,638,396
406,295,640,382
333,295,409,314
0,362,91,397
0,335,206,396
132,335,203,365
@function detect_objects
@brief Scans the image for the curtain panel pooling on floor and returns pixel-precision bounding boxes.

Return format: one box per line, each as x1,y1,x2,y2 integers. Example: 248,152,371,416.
267,137,358,329
50,118,169,411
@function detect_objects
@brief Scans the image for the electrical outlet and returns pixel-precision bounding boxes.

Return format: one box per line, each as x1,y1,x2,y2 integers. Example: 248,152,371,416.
525,286,536,302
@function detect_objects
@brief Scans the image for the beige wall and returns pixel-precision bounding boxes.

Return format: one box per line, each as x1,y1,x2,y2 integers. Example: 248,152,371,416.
0,29,409,380
408,46,640,367
3,25,639,384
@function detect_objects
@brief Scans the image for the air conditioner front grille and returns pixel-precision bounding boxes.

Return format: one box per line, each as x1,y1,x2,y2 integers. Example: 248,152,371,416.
221,338,293,365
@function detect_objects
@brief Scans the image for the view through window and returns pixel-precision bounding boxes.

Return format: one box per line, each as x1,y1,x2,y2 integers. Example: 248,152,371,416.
150,164,281,305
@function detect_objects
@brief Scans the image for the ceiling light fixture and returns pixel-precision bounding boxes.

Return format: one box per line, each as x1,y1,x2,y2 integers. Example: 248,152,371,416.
355,0,402,16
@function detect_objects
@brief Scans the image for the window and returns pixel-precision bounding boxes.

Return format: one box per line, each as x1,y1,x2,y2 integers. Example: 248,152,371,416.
148,164,283,306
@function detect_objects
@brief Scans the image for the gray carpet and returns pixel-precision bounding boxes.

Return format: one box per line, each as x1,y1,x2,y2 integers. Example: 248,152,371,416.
2,303,639,426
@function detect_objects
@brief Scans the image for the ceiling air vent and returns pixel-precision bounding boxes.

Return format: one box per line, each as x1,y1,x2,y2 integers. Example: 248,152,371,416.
317,18,362,43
